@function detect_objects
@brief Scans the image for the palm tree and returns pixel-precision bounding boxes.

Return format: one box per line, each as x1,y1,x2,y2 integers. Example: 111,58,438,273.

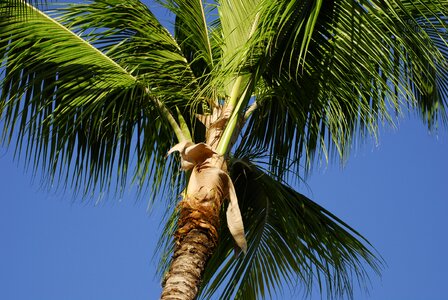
1,0,447,299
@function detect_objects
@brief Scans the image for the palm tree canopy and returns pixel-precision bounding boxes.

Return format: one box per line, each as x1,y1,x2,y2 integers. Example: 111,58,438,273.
1,0,447,299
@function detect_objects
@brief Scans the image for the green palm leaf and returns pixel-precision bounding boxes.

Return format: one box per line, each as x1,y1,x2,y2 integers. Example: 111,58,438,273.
0,0,186,198
2,1,447,299
160,0,215,80
58,0,197,104
197,158,382,300
236,0,448,179
156,156,382,300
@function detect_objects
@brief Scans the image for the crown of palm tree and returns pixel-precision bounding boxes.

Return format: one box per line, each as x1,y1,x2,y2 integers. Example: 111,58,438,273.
1,0,447,299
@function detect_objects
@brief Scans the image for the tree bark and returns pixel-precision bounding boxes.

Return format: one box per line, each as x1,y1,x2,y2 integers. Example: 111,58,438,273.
160,156,226,300
161,106,246,299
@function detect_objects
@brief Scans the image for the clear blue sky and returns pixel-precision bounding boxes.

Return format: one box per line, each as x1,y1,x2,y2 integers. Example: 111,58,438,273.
1,116,447,300
1,2,448,300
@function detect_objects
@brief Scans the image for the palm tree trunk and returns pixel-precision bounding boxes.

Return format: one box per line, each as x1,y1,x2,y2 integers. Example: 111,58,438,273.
161,106,247,299
160,156,226,300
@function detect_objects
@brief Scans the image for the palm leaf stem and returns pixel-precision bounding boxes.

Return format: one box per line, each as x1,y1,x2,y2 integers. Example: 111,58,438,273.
215,74,242,154
216,10,262,155
176,106,193,142
216,74,254,155
148,88,185,142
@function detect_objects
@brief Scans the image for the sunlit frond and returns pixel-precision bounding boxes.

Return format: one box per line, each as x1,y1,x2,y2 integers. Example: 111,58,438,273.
57,0,197,108
53,0,210,190
0,0,48,14
0,0,186,199
218,0,260,71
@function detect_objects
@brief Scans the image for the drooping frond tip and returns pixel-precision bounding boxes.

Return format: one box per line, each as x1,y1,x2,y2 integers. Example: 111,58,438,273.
198,159,383,300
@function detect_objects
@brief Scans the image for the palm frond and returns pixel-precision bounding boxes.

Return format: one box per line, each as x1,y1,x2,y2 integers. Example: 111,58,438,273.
0,0,47,15
209,0,324,95
0,0,185,199
55,0,209,183
196,158,382,300
390,1,448,126
236,0,448,179
57,0,197,108
157,0,215,82
218,0,260,70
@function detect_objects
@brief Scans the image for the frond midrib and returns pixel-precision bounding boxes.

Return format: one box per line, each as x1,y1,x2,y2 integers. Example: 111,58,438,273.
20,0,137,82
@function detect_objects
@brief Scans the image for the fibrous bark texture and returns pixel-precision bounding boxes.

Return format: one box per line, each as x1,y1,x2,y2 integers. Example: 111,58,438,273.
160,157,224,300
161,107,246,300
160,217,219,300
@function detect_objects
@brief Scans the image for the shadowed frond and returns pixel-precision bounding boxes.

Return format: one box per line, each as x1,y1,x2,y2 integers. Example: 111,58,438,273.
156,157,383,300
0,0,187,199
196,158,382,300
